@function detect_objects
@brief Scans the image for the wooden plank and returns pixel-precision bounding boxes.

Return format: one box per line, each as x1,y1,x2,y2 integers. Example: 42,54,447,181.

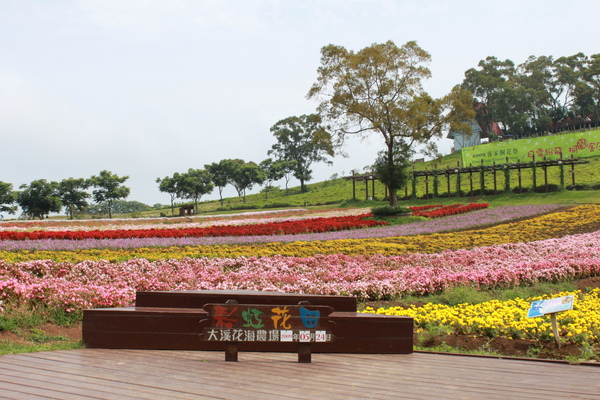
2,350,600,400
0,360,207,400
16,351,329,400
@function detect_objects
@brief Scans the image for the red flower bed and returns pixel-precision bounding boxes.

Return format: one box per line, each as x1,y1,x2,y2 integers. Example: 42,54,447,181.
410,203,489,218
0,214,387,241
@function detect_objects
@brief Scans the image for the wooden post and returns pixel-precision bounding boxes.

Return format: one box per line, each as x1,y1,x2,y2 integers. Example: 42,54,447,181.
543,158,548,193
469,170,473,195
352,171,356,200
371,176,375,200
571,159,576,189
550,313,561,348
225,341,238,362
225,299,238,361
365,178,369,200
298,343,311,363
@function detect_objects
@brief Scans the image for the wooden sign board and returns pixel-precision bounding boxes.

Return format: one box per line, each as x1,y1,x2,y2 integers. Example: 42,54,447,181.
201,303,334,362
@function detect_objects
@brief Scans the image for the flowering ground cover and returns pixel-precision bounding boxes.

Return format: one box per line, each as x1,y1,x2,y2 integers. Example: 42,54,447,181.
0,204,566,254
1,227,598,312
409,203,489,218
0,204,595,263
365,289,600,345
0,208,369,232
0,213,385,241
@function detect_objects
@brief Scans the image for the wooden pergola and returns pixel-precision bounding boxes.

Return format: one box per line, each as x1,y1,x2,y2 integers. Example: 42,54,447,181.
344,156,590,200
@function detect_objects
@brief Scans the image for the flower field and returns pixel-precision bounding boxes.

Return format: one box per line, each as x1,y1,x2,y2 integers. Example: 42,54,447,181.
1,202,600,354
366,289,600,346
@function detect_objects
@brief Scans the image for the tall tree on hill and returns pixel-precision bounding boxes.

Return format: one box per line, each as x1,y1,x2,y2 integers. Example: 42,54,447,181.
308,40,474,206
89,170,130,219
16,179,62,219
57,177,91,219
268,114,333,193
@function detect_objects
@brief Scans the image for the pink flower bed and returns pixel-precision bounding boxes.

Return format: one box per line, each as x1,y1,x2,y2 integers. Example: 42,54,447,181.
2,230,598,307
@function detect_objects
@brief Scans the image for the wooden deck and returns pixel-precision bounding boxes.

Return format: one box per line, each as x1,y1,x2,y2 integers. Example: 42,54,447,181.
1,350,599,399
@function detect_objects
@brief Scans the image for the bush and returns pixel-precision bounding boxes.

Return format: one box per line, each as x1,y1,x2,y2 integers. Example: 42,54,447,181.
533,184,561,193
371,205,412,217
215,204,260,212
262,202,294,209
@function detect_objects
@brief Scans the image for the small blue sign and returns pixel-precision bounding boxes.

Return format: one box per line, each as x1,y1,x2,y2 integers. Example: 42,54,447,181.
527,295,574,318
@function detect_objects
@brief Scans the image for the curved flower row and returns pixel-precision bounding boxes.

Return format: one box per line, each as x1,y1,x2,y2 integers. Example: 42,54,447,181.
365,289,600,345
1,204,596,263
410,203,489,218
0,214,386,241
0,205,568,252
0,208,371,232
1,229,598,314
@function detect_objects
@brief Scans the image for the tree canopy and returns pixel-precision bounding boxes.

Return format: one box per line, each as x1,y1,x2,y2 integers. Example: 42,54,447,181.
462,52,600,138
16,179,62,219
89,170,130,218
229,160,265,203
205,159,239,206
57,177,90,220
308,40,473,205
179,168,214,212
0,181,17,216
268,114,333,192
156,173,185,216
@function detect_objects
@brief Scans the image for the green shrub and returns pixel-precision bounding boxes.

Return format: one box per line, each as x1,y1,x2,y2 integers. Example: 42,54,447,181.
262,202,294,209
371,205,412,217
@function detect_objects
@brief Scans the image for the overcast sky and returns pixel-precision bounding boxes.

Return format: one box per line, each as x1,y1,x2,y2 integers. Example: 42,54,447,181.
1,0,599,215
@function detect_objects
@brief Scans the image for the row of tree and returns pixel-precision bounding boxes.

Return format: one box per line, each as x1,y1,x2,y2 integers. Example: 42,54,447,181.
0,171,130,219
462,52,600,138
0,113,334,219
156,114,334,215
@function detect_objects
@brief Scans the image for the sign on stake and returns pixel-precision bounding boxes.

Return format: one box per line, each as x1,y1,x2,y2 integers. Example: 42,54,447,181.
527,295,574,348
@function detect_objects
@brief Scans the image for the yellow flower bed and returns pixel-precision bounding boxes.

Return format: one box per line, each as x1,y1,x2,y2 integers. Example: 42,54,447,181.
1,204,599,263
364,289,600,345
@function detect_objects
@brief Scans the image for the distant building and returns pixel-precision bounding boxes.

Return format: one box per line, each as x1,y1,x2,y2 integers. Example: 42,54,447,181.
447,119,504,151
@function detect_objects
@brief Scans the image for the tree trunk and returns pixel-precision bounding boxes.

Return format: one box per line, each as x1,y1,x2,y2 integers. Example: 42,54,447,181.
389,190,398,207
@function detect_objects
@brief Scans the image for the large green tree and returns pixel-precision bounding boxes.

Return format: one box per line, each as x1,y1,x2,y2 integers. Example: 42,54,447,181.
16,179,62,219
268,114,333,193
229,160,265,203
308,40,474,206
179,168,214,213
89,170,130,218
0,181,17,216
205,159,238,206
57,177,91,219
